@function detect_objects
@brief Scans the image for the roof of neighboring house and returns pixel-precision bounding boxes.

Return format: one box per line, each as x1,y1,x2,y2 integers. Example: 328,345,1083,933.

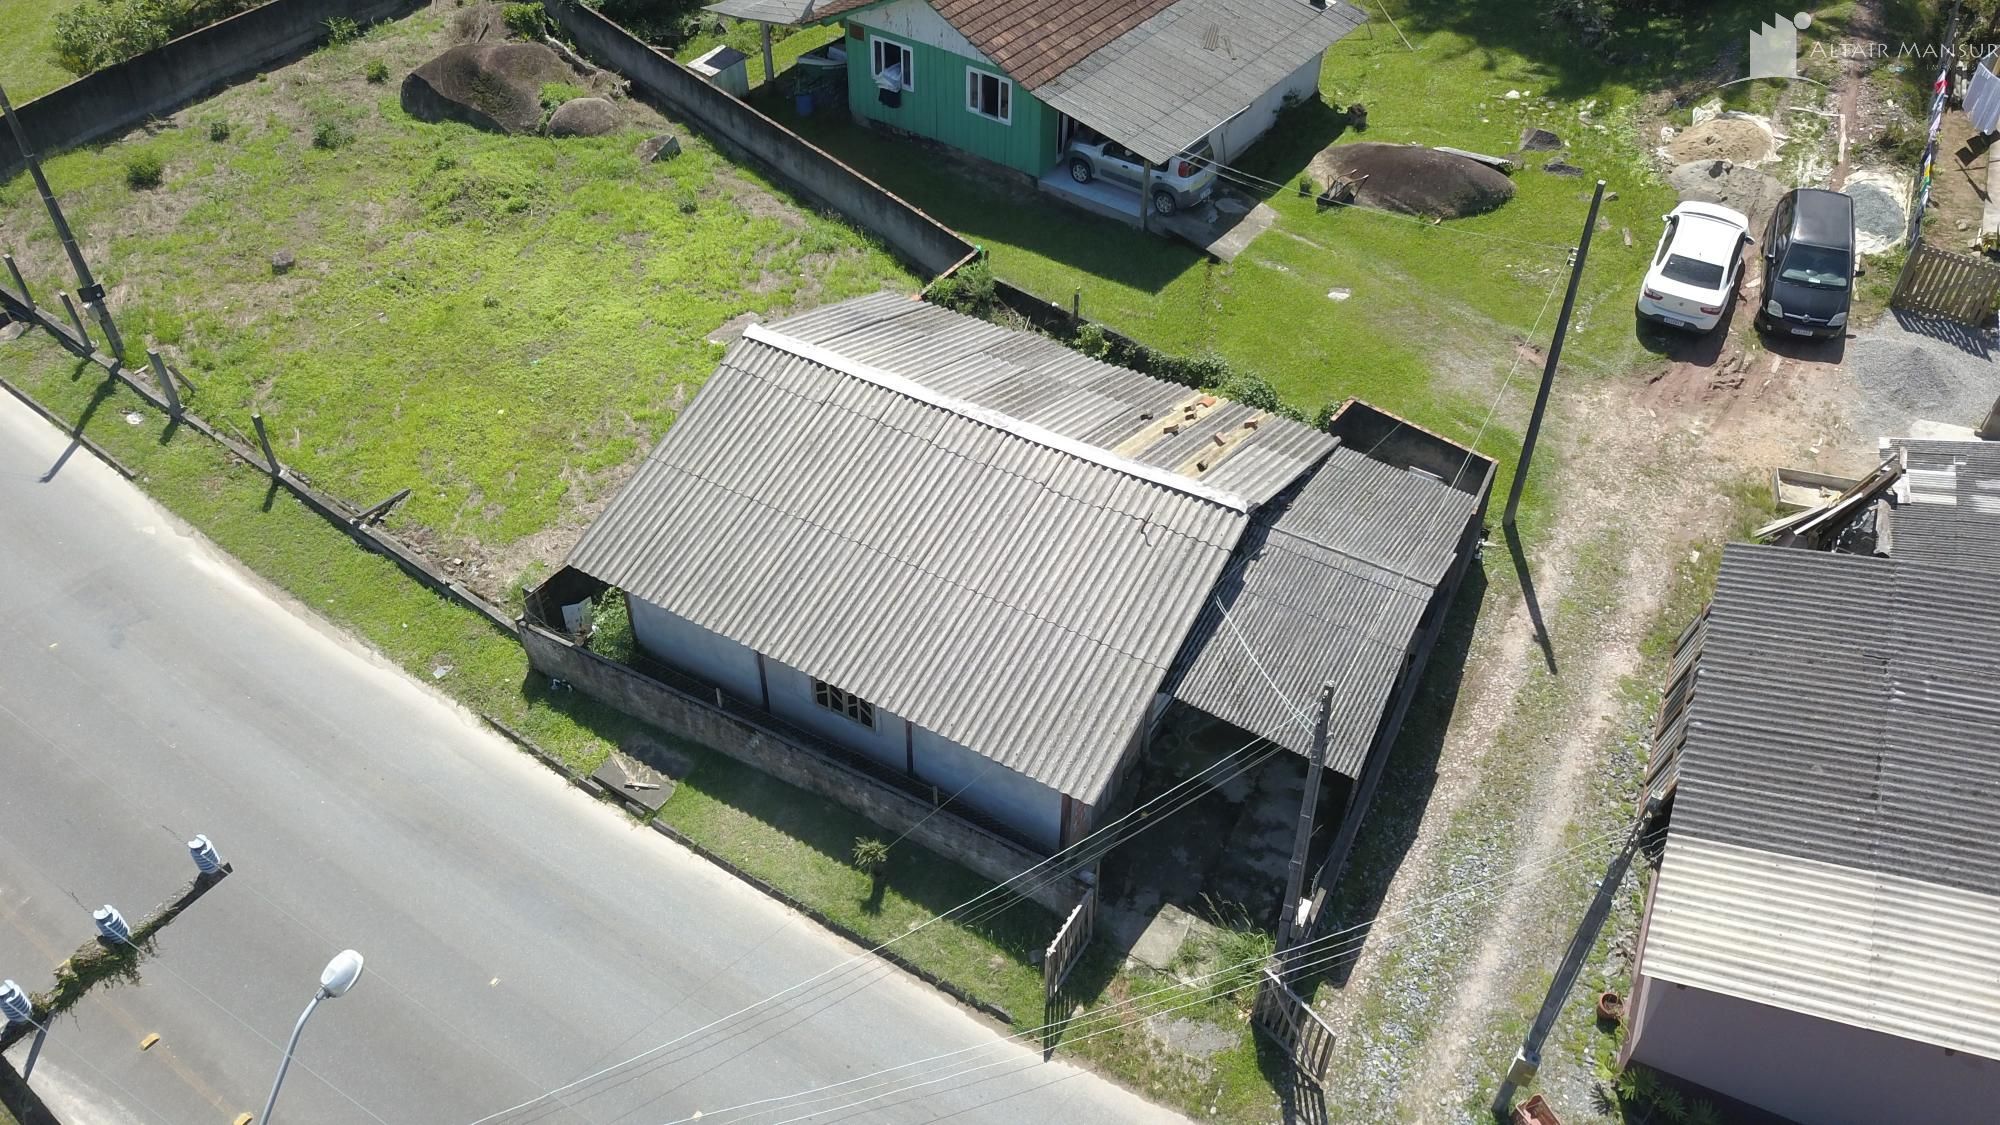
709,0,1368,163
566,293,1482,802
1642,543,2000,1061
1886,437,2000,573
1166,443,1480,774
1035,0,1368,163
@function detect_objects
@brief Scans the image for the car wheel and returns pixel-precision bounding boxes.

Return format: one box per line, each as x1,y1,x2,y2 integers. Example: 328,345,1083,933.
1069,158,1093,184
1152,189,1176,216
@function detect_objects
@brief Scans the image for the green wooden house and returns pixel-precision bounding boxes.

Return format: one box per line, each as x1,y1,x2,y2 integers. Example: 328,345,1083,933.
709,0,1368,179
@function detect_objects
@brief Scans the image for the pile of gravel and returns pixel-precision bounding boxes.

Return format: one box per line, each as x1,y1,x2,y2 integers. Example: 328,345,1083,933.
1846,317,2000,437
1667,159,1786,232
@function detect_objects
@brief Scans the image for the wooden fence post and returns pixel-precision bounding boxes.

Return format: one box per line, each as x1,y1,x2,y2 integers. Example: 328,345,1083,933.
147,350,181,419
3,253,29,307
250,412,279,476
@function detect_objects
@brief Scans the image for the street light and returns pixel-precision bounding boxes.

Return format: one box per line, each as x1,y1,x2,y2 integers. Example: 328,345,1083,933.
259,950,363,1124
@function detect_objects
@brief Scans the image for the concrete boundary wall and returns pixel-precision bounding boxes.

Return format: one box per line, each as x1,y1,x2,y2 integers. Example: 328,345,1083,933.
520,622,1082,914
541,0,972,276
1,0,421,177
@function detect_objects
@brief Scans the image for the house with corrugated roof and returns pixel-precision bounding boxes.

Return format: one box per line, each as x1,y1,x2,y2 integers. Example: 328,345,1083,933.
705,0,1365,189
1625,437,2000,1122
529,292,1488,879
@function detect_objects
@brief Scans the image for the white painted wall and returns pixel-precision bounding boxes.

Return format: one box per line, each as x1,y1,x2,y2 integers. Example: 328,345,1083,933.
764,657,910,773
848,0,988,63
629,598,764,704
912,727,1063,851
1210,51,1324,163
1627,974,2000,1122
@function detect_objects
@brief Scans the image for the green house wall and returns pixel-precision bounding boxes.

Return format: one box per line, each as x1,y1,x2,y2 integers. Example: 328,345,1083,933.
841,29,1059,176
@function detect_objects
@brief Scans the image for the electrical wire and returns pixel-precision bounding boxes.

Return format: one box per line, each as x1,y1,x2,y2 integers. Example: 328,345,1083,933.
648,819,1661,1125
6,1011,174,1125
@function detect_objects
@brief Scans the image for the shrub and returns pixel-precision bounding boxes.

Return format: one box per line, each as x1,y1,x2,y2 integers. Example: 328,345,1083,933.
53,0,257,76
311,118,351,150
323,16,359,45
503,1,545,39
539,82,587,111
123,150,163,189
675,191,698,214
1075,321,1110,359
204,116,230,142
851,838,890,876
364,59,390,84
926,258,996,315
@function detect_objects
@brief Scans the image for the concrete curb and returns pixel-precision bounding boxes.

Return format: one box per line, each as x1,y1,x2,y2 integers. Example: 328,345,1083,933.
475,714,1018,1027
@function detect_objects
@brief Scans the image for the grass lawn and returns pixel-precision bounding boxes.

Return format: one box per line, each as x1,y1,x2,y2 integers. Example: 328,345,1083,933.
680,21,843,90
0,11,913,590
0,0,72,104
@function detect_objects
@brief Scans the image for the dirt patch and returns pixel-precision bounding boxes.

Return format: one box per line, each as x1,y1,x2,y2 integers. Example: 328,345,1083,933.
1308,142,1516,218
1665,114,1777,166
1146,1016,1238,1061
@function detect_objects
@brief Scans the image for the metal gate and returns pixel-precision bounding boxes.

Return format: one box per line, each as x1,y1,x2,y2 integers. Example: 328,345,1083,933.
1890,238,2000,326
1250,967,1336,1086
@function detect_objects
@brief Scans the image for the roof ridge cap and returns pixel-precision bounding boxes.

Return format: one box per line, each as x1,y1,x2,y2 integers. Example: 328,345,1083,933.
744,322,1250,512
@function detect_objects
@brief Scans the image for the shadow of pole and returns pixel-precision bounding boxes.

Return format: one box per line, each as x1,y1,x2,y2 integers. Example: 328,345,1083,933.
1503,523,1557,675
39,370,118,483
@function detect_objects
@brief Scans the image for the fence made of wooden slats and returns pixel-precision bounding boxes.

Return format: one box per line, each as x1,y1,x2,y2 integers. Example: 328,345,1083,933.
1890,238,2000,326
1251,967,1336,1087
1041,885,1096,1050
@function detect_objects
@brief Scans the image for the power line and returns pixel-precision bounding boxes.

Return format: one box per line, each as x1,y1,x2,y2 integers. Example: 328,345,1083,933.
459,727,1291,1124
7,1011,173,1125
648,820,1656,1125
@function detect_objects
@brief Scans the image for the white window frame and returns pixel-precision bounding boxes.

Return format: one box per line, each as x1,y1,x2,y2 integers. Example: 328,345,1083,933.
965,66,1011,124
869,34,914,91
812,676,877,729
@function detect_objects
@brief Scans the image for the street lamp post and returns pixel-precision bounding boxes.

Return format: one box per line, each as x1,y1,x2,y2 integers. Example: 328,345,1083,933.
260,950,364,1125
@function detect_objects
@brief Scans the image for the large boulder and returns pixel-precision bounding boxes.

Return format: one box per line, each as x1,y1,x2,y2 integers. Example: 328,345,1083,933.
401,42,575,135
1308,142,1515,219
547,97,619,137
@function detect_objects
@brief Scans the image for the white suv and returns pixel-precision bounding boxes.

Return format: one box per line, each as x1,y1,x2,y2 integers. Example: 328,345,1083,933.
1066,136,1217,216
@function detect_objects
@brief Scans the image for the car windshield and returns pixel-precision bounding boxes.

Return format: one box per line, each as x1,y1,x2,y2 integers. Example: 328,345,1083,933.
1778,242,1850,289
1661,255,1725,290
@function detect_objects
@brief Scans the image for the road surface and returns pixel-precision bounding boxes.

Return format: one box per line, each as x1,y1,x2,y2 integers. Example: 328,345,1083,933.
0,393,1176,1125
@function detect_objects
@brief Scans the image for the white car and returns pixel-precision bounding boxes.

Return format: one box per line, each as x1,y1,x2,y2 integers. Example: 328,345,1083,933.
1065,135,1217,216
1636,201,1753,333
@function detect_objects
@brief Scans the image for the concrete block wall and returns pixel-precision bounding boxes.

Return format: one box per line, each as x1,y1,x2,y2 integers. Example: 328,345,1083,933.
521,622,1082,913
541,0,973,276
0,0,422,177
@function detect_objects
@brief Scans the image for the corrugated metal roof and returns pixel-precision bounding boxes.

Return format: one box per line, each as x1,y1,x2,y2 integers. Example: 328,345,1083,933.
1645,542,2000,1058
767,292,1335,505
1644,836,2000,1061
1036,0,1369,163
1885,437,2000,574
568,319,1246,801
1164,445,1480,774
705,0,818,24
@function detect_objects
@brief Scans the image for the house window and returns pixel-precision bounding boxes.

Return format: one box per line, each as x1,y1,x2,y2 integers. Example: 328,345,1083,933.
812,677,877,728
966,67,1011,124
871,37,913,90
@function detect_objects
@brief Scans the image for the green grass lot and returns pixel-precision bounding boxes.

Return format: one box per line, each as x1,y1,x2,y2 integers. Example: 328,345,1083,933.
0,12,912,580
680,21,843,90
0,0,72,103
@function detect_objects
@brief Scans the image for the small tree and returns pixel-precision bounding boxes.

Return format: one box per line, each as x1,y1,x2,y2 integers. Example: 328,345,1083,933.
852,837,890,911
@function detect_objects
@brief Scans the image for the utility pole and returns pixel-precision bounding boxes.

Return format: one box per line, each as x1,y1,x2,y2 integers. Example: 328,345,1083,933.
1274,681,1335,960
0,82,125,364
0,837,231,1060
1490,797,1661,1118
1502,178,1605,528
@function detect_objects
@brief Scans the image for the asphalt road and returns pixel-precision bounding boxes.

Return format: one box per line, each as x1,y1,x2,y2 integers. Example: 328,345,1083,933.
0,394,1178,1125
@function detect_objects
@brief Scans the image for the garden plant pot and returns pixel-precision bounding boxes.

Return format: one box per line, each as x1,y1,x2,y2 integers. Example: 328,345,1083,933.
1597,990,1624,1025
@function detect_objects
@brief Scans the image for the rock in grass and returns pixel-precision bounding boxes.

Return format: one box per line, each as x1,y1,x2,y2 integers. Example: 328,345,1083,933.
1543,159,1585,177
271,250,295,275
1519,127,1563,151
637,133,681,162
547,97,619,137
401,42,574,134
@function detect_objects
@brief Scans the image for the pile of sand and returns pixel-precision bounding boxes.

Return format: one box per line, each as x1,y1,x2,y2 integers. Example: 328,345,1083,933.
1665,114,1776,166
1308,142,1516,219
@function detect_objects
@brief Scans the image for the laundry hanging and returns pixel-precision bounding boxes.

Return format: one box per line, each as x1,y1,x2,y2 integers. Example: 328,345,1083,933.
1966,56,2000,135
